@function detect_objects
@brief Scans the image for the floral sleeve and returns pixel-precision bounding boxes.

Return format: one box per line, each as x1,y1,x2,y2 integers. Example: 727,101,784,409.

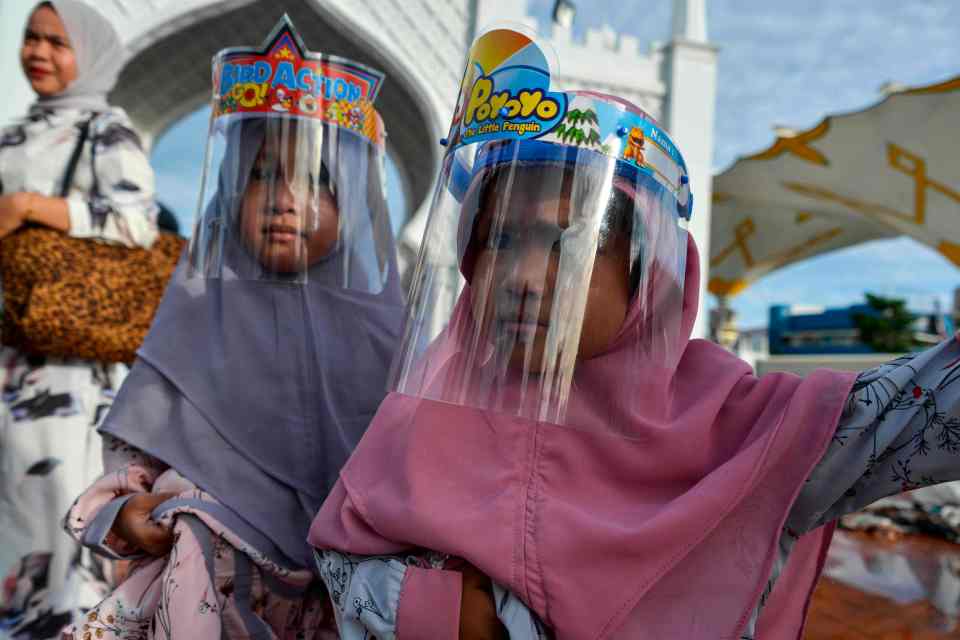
788,336,960,533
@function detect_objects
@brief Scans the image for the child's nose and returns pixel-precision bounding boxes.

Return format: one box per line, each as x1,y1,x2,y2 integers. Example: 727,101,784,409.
270,181,299,214
504,248,553,297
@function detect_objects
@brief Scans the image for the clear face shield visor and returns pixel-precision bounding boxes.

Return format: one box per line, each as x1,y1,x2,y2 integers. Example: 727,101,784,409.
188,116,391,291
391,139,690,425
187,16,391,290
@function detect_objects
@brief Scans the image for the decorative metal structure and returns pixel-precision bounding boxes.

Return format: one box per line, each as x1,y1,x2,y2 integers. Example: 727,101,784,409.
709,74,960,301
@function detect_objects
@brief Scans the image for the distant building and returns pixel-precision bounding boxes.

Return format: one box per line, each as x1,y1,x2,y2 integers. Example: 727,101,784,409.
767,303,950,356
718,301,950,376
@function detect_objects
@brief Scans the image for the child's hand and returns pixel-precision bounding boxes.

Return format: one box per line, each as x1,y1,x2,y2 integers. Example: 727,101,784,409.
112,492,177,556
459,563,507,640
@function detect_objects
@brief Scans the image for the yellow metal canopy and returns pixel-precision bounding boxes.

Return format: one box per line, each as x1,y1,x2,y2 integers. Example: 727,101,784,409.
708,74,960,298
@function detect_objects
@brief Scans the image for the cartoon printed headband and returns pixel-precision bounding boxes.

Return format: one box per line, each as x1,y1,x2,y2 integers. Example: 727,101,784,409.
212,15,386,147
443,28,692,218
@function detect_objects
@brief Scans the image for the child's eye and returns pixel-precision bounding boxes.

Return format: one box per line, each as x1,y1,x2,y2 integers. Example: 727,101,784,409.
250,165,277,181
490,231,512,250
309,172,332,191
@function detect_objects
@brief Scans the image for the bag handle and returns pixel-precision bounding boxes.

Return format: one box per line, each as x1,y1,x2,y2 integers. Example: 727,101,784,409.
58,116,95,198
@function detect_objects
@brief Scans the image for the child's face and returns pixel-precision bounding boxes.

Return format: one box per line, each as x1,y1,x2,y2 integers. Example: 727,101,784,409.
239,138,339,274
468,167,633,372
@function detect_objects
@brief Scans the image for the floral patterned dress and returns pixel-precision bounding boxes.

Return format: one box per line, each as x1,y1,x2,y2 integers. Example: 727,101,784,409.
0,106,158,639
60,436,338,640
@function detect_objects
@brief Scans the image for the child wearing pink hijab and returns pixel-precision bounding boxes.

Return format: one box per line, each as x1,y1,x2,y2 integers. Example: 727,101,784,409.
309,29,960,639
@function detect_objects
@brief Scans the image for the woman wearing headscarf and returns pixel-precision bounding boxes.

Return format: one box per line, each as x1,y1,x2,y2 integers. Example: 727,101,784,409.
59,18,404,639
0,2,158,637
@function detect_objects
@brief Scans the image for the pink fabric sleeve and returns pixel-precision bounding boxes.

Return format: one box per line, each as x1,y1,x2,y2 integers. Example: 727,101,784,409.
309,479,410,554
396,565,463,640
63,438,166,556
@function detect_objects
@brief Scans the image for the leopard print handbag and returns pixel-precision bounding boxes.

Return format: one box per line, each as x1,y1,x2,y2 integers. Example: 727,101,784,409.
0,227,185,363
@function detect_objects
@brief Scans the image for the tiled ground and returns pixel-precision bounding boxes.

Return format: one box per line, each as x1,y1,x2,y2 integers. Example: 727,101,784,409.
804,531,960,639
806,578,957,639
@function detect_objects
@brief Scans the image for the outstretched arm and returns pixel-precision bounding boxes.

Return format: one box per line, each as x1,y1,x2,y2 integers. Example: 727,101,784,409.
789,336,960,533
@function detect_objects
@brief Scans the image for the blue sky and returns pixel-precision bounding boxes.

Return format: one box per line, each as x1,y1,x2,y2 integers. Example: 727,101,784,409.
152,0,960,328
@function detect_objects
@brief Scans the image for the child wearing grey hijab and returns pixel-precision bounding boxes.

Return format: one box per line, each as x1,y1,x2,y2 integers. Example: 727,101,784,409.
61,17,402,635
62,106,404,637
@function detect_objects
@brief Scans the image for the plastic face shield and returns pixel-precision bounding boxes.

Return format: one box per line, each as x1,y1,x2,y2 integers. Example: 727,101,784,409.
389,29,693,425
187,16,391,290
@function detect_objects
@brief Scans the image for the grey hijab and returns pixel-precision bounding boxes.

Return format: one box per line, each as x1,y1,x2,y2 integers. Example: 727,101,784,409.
100,120,405,570
30,0,123,113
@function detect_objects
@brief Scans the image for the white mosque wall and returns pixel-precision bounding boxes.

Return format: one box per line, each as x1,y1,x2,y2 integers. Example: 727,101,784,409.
662,38,718,340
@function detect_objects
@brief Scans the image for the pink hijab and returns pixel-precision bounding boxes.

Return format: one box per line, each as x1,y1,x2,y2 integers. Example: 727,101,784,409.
310,213,855,638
